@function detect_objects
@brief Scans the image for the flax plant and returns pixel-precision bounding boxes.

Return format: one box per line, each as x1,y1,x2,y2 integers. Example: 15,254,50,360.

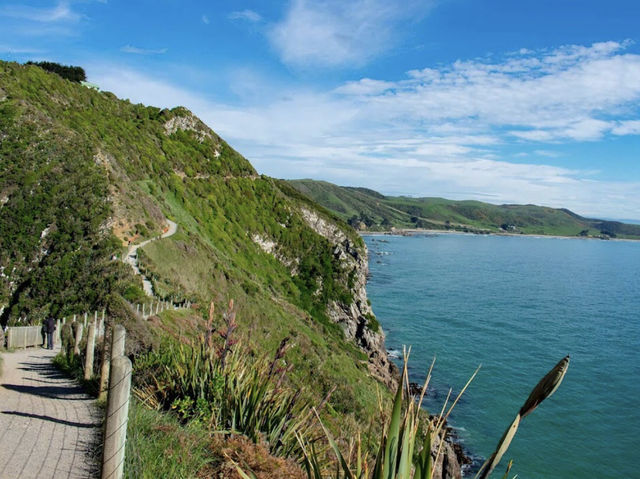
134,300,312,457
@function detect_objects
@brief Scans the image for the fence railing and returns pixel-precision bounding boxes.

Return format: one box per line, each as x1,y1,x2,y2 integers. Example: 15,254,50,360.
6,326,42,349
133,299,191,319
3,300,194,350
2,310,107,349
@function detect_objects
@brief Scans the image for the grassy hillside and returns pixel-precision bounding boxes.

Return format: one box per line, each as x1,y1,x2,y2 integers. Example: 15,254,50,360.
289,179,640,239
0,60,390,443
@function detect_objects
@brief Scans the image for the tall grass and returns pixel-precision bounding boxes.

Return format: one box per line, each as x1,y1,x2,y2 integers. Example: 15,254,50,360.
124,399,212,479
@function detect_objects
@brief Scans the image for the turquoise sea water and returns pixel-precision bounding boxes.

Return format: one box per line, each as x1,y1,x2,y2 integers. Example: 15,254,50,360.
364,233,640,479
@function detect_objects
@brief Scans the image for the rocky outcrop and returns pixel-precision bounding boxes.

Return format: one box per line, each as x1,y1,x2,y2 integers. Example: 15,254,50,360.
251,234,299,273
431,431,465,479
299,207,397,387
163,111,213,143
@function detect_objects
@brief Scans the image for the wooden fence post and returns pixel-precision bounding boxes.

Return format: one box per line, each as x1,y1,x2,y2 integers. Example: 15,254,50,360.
102,355,132,479
84,323,96,380
98,327,111,401
98,315,104,341
73,323,83,356
111,324,126,359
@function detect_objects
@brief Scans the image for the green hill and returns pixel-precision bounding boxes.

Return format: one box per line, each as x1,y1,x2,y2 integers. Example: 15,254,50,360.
289,179,640,239
0,61,396,444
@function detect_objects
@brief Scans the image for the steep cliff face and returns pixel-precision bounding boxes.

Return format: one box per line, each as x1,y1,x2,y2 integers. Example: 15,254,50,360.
298,207,397,387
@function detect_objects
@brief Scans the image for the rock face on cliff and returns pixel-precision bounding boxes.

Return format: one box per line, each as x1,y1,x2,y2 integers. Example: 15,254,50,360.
431,430,465,479
299,207,397,387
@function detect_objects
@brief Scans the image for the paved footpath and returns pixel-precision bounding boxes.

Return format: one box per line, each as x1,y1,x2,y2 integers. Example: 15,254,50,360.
0,347,101,479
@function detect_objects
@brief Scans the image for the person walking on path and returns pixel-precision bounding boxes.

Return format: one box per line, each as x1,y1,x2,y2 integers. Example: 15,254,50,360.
44,316,56,349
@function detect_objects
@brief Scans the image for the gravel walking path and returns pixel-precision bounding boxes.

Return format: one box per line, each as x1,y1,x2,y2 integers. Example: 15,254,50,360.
0,347,101,479
124,219,178,296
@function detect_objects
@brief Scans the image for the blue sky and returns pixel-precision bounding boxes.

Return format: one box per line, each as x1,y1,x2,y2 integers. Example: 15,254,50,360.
2,1,640,220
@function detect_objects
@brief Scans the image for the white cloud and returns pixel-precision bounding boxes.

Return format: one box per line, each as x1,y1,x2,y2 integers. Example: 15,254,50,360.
333,78,395,96
229,9,262,23
268,0,431,68
0,2,81,23
533,150,561,158
120,45,167,55
0,44,44,54
88,41,640,219
612,120,640,136
510,120,614,142
201,14,210,25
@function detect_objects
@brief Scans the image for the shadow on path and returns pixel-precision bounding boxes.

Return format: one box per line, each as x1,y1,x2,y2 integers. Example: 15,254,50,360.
17,361,69,380
1,382,89,400
0,410,101,429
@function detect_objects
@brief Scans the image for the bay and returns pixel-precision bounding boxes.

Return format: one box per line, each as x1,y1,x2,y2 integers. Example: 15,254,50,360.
364,233,640,478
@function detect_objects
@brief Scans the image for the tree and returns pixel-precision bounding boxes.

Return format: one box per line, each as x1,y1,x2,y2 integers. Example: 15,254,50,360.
26,61,87,83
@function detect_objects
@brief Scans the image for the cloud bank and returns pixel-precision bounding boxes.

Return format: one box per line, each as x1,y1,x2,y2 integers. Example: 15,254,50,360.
91,41,640,219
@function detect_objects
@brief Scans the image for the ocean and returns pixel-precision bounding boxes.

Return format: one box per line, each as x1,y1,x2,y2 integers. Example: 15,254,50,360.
364,233,640,478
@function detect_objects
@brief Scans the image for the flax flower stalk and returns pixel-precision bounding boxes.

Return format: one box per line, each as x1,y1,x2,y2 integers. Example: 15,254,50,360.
476,355,570,479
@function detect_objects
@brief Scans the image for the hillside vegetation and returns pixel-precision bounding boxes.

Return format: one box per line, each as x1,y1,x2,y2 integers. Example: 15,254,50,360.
289,179,640,239
0,61,393,451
